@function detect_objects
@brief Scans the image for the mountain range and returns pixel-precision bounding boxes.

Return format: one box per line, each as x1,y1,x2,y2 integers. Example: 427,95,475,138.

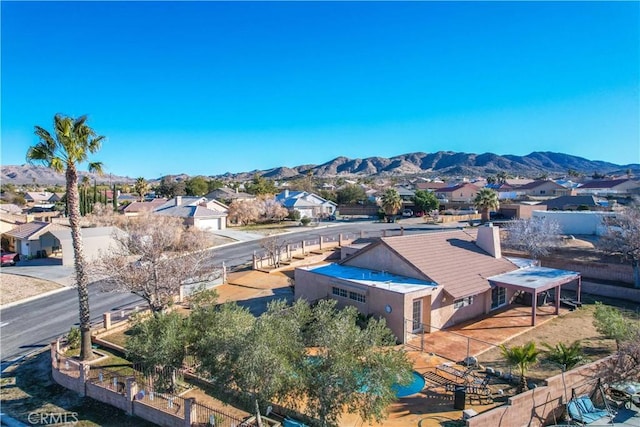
2,151,638,185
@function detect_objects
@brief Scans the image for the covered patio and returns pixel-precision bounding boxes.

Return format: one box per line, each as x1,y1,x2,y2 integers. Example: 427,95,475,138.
488,266,581,326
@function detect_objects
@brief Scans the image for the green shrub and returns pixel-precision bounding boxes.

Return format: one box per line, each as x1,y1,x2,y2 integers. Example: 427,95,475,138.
300,217,312,226
288,210,301,221
67,327,81,349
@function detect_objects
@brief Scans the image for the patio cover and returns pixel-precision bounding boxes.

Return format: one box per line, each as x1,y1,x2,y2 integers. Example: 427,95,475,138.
488,266,581,326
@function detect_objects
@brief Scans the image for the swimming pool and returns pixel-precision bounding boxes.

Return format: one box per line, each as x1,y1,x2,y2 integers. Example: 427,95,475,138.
392,371,425,398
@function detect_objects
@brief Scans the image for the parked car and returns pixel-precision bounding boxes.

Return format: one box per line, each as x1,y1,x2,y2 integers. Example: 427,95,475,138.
402,209,413,217
1,250,19,266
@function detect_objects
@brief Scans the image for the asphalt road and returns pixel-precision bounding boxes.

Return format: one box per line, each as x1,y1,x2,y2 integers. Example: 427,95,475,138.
0,220,456,365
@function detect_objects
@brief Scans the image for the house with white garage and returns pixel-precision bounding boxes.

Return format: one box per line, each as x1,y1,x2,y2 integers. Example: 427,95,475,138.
153,196,228,231
275,190,337,219
2,221,67,259
295,225,581,343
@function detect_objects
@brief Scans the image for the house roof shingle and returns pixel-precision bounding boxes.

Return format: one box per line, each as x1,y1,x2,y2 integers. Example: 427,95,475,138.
357,230,518,299
4,221,66,240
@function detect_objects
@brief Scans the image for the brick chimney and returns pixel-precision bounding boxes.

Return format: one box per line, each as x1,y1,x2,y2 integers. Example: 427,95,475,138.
476,223,501,258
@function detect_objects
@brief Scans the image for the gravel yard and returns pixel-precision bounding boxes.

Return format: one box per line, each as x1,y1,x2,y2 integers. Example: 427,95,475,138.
0,272,63,306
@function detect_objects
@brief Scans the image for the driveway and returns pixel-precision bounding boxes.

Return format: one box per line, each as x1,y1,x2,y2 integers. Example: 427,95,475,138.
211,229,267,242
3,258,74,287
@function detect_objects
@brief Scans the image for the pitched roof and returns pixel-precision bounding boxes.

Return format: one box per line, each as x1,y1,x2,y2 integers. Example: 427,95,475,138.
516,180,564,190
24,191,56,202
154,205,226,219
205,187,254,200
435,183,480,193
415,182,448,191
544,195,601,210
578,178,637,189
122,199,168,213
0,204,24,214
351,230,518,299
4,221,66,240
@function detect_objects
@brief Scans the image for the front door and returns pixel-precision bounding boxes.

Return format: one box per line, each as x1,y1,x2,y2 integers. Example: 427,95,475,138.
491,286,506,310
412,299,423,332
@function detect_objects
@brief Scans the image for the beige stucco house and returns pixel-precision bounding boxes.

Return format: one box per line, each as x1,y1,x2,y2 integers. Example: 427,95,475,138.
295,226,580,343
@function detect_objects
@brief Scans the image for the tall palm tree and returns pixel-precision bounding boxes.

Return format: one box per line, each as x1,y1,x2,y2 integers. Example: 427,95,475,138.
27,114,105,361
500,341,540,393
379,188,402,223
474,188,499,223
134,177,149,202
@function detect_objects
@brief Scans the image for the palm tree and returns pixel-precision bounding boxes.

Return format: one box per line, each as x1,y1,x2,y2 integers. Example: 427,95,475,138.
27,114,105,361
134,177,149,202
474,188,499,223
542,340,584,370
500,341,540,393
379,188,402,223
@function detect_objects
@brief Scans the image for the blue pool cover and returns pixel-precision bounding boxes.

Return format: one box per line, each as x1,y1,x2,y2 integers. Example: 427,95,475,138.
283,418,309,427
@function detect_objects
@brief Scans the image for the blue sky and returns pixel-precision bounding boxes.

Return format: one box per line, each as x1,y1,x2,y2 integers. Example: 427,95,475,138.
2,1,639,179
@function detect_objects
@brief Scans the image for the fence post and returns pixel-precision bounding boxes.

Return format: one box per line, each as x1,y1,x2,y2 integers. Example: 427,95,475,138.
184,397,195,427
287,244,291,260
253,252,258,270
179,285,185,303
79,363,89,397
126,378,137,415
302,240,306,255
360,230,364,239
222,261,227,283
103,312,112,330
319,236,323,250
339,233,343,247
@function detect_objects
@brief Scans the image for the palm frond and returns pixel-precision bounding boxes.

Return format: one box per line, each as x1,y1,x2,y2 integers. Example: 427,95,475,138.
88,162,104,175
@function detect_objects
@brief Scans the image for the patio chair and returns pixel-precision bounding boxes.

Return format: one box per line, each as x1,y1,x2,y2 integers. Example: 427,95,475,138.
567,395,615,425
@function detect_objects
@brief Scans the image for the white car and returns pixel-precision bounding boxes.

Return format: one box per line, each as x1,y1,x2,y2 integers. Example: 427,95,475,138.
402,209,413,217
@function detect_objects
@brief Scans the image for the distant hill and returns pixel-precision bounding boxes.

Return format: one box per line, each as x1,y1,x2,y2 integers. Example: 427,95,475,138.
1,165,135,186
222,151,639,180
2,151,638,185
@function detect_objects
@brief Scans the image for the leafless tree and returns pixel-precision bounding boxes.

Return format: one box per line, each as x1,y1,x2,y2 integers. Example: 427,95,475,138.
503,216,562,261
228,199,261,225
597,207,640,288
260,196,289,222
91,214,221,312
260,235,289,268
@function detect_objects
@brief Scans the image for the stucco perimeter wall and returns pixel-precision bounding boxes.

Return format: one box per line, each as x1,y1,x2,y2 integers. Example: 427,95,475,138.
541,257,635,286
132,402,184,427
532,211,615,235
467,357,613,427
86,382,129,412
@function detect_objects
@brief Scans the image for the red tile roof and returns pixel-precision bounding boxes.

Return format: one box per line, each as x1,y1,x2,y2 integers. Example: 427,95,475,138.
370,230,518,298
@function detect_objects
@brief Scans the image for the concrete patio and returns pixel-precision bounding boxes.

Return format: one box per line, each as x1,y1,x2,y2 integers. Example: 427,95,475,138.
407,304,569,362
